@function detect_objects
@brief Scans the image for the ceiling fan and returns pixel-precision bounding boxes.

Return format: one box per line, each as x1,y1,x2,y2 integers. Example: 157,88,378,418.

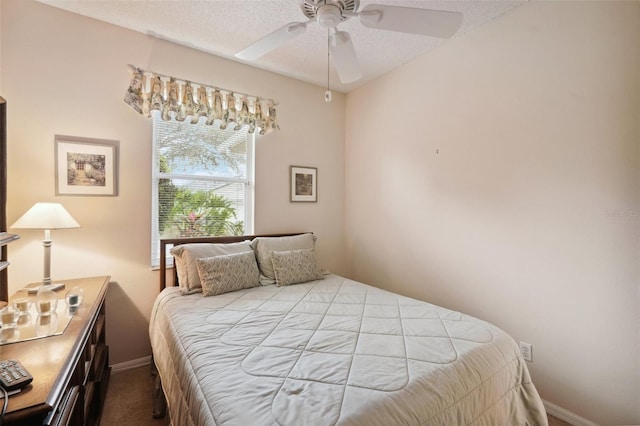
235,0,464,85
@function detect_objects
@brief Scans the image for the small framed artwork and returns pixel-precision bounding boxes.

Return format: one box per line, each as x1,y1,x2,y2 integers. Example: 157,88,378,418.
290,166,317,202
55,135,119,196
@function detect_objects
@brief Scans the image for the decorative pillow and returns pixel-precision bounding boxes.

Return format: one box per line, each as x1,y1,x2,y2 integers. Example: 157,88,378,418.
271,248,323,286
251,233,317,285
196,251,260,297
170,241,252,294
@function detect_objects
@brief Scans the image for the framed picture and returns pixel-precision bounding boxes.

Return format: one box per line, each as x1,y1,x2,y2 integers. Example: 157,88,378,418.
55,135,119,196
290,166,317,202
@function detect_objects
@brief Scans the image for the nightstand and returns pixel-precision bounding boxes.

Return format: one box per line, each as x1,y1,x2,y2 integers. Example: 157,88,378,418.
0,276,110,426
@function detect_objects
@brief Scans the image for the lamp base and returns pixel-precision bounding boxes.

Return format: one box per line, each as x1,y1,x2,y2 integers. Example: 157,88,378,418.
19,283,66,294
43,237,52,288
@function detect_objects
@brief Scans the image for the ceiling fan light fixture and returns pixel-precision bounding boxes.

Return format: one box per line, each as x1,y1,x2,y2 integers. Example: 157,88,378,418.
316,4,342,28
237,0,463,87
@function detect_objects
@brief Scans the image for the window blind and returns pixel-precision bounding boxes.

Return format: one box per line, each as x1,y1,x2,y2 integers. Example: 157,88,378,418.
151,111,254,267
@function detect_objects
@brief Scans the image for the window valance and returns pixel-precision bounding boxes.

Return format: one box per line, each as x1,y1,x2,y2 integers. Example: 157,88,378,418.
124,65,279,135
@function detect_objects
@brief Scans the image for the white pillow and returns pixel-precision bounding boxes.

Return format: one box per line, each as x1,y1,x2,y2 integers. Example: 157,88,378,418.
271,248,323,286
197,251,260,297
170,241,252,294
250,233,316,285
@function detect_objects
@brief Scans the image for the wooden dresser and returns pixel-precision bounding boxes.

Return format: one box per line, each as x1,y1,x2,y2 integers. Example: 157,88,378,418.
1,276,110,425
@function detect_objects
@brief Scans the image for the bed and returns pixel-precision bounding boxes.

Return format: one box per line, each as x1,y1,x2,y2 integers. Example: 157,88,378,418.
150,233,548,425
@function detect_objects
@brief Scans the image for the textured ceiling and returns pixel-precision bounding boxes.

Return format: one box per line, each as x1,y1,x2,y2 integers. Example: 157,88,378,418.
36,0,526,93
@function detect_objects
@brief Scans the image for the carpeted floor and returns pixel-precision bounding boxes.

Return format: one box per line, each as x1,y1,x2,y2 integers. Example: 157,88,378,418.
548,415,573,426
100,365,166,426
100,366,573,426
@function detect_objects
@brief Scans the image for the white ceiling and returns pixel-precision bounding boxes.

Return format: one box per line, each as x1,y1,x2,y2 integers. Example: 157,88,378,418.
36,0,526,93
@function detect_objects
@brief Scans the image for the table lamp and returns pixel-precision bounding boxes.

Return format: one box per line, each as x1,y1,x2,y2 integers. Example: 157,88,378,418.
10,202,80,285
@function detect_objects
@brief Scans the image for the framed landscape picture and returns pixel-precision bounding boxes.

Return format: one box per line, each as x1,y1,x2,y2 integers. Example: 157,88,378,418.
290,166,317,202
55,135,119,196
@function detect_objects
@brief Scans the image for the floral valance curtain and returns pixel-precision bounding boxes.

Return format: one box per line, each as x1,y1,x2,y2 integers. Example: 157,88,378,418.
124,65,279,135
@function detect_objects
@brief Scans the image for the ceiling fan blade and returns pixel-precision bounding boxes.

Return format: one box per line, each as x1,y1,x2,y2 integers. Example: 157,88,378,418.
329,31,362,84
235,21,310,61
359,4,463,38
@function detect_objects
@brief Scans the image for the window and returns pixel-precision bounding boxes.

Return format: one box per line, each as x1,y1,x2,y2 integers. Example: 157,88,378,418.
151,111,254,267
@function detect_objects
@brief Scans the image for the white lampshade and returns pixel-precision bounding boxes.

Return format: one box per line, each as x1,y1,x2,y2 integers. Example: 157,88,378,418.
10,202,80,230
10,203,79,285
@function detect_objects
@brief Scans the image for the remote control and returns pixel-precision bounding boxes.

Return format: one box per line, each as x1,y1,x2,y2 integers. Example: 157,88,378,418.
0,359,33,392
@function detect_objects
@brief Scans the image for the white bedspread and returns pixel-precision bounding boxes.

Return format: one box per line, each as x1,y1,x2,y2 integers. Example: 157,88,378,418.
150,274,548,425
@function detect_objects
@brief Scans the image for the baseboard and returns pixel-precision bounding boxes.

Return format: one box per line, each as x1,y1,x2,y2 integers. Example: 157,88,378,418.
110,356,152,375
543,399,599,426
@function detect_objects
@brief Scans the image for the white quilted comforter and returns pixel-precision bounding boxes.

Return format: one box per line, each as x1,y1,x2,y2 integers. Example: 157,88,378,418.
149,274,548,425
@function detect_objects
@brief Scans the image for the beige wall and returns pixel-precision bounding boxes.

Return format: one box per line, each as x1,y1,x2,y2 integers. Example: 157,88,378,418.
345,1,639,424
3,0,639,424
0,0,346,365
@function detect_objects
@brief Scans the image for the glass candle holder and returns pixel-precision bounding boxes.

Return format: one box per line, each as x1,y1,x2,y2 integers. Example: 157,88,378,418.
36,286,59,316
65,287,84,309
13,297,32,315
0,306,18,328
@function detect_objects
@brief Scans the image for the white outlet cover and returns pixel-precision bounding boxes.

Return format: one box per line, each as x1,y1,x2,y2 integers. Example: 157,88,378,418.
519,342,533,362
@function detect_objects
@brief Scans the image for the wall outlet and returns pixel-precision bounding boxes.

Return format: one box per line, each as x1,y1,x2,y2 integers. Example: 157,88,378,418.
519,342,533,362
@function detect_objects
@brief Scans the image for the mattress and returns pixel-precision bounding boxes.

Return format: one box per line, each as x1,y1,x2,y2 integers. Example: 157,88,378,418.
149,274,548,425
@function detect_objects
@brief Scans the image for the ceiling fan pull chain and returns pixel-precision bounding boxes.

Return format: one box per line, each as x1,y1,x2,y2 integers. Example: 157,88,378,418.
325,28,332,103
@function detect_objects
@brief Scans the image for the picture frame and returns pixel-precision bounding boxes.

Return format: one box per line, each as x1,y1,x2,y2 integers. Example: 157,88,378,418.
290,166,317,202
55,135,119,196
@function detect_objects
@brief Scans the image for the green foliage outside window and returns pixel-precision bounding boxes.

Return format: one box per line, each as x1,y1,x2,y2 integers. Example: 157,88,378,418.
158,155,243,238
168,188,243,237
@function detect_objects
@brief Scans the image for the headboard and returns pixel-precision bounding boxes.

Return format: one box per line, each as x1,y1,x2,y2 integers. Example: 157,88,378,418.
159,233,308,292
